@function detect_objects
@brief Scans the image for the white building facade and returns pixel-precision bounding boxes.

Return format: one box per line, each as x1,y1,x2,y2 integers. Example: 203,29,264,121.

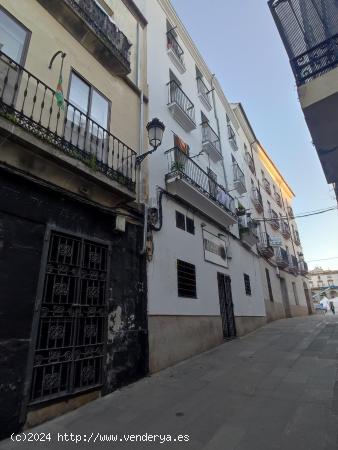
309,268,338,300
139,0,312,372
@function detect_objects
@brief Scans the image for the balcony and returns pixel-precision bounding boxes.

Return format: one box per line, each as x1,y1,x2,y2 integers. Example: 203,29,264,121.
167,80,196,132
0,51,136,194
281,221,291,239
233,163,246,195
275,192,282,207
275,247,289,269
201,122,222,162
288,255,299,275
269,210,280,230
293,230,301,246
263,178,271,195
257,232,274,259
38,0,131,76
251,188,263,213
197,77,212,111
245,151,255,174
165,147,236,227
227,124,238,151
238,215,259,248
287,206,294,219
299,261,309,275
167,30,186,74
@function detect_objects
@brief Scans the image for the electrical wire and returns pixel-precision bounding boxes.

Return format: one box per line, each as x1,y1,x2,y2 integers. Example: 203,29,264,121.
252,205,337,222
307,256,338,263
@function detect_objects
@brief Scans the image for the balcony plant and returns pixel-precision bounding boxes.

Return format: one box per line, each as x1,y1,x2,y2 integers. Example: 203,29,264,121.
171,160,185,172
236,203,246,216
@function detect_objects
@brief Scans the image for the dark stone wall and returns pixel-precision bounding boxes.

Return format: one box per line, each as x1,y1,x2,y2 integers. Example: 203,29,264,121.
0,169,148,438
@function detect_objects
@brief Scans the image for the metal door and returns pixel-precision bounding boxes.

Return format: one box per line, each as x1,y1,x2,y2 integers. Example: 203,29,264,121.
30,231,109,403
217,273,236,340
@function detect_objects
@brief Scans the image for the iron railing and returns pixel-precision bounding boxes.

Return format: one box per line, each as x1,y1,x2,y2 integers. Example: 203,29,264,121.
201,122,221,154
227,123,238,151
245,151,255,174
251,188,263,211
167,30,184,65
287,206,294,218
289,254,299,273
197,77,212,108
0,52,136,190
258,232,274,252
66,0,131,66
281,221,291,238
233,163,246,189
165,146,235,216
269,0,338,85
269,210,280,229
293,229,301,245
263,178,271,194
299,260,308,274
275,191,282,206
275,247,289,267
167,80,195,124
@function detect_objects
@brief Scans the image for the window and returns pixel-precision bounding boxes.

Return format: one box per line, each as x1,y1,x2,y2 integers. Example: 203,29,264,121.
244,274,251,296
176,211,185,230
175,211,195,235
186,217,195,235
292,282,299,305
68,72,110,130
0,8,30,63
265,269,274,302
177,259,197,298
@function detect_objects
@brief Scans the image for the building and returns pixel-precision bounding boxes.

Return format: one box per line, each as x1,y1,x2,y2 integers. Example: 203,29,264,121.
0,0,148,438
140,0,312,373
308,267,338,300
269,0,338,202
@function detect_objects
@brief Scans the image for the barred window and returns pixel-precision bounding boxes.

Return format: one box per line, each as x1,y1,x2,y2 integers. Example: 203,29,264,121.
176,211,185,230
177,259,197,298
265,268,274,302
244,273,251,296
186,217,195,235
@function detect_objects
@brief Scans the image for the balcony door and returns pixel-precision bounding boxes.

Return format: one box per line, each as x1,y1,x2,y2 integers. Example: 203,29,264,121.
217,273,236,340
66,72,110,164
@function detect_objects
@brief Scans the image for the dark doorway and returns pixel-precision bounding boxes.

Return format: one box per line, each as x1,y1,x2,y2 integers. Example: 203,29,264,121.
280,277,291,318
303,282,313,315
217,273,236,339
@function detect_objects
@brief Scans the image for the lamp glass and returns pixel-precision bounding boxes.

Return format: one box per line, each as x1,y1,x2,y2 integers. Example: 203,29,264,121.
147,118,165,148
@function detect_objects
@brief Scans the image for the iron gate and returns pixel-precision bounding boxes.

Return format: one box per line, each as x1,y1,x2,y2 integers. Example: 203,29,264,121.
30,231,109,403
217,273,236,340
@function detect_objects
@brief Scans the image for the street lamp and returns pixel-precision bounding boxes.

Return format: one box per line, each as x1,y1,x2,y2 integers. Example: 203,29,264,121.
136,118,165,165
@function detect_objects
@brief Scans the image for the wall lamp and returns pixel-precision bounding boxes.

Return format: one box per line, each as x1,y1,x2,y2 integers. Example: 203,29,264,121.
136,118,165,166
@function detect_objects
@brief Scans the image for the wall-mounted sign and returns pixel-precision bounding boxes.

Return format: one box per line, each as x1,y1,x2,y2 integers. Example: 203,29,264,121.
203,230,228,268
269,235,282,247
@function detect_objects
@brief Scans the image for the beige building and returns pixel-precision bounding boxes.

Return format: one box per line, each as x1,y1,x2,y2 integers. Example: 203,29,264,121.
309,268,338,300
0,0,149,438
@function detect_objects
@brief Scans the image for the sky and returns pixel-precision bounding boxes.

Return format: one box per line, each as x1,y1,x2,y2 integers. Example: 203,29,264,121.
171,0,338,271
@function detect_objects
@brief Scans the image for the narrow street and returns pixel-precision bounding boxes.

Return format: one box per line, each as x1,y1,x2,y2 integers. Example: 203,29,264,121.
2,315,338,450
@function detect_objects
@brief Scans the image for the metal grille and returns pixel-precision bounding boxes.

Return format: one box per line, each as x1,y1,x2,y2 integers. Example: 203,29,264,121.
244,274,252,296
269,0,338,84
217,274,236,340
177,259,197,298
30,231,108,403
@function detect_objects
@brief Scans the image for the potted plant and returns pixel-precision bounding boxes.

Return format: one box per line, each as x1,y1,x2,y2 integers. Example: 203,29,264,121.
236,203,246,216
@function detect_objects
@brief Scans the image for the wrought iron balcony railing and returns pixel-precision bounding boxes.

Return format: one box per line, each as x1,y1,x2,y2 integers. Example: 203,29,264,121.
233,163,246,190
227,123,238,151
269,210,280,230
258,232,274,258
38,0,131,74
263,178,271,194
288,255,299,274
287,206,294,218
293,230,301,246
201,122,221,154
197,77,212,109
275,247,289,269
167,30,185,65
0,51,136,190
275,192,282,207
165,146,235,216
299,261,308,275
167,80,195,124
281,221,291,239
245,151,255,174
251,188,263,212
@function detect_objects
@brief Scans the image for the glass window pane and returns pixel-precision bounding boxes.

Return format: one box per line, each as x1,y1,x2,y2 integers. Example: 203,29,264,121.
68,74,90,114
90,90,109,129
0,10,27,63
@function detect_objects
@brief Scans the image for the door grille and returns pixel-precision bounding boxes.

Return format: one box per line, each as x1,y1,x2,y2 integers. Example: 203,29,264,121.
30,231,108,403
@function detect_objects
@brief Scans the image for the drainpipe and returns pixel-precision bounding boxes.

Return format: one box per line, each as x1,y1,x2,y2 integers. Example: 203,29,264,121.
210,74,228,191
136,22,145,205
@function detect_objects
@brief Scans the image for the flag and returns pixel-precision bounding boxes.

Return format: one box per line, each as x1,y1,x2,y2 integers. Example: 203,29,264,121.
55,74,65,110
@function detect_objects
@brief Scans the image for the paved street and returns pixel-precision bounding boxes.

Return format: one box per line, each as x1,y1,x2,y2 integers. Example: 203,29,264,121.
2,314,338,450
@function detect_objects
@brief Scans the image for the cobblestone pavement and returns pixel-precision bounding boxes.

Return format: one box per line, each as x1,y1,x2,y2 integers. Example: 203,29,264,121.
1,314,338,450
